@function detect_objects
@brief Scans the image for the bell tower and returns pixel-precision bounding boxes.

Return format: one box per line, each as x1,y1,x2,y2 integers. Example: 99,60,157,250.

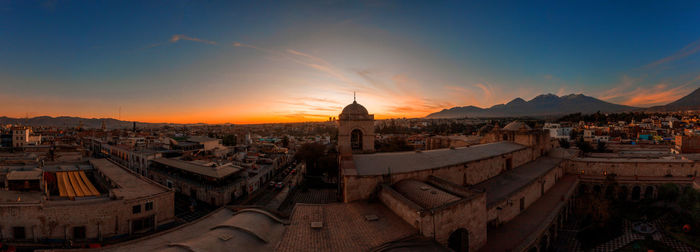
338,96,375,156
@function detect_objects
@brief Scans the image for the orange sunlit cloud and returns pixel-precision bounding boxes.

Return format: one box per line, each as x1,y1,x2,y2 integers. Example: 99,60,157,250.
599,74,698,107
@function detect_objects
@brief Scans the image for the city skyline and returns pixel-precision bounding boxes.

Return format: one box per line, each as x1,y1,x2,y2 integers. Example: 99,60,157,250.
2,1,700,124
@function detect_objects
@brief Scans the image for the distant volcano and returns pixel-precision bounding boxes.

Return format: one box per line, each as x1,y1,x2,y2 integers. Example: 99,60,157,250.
426,93,638,118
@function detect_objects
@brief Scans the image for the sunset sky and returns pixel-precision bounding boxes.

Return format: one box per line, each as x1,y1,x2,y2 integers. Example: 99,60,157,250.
1,1,700,124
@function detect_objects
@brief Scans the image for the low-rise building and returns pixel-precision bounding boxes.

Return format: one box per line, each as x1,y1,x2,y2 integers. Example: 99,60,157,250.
149,158,246,206
0,159,174,244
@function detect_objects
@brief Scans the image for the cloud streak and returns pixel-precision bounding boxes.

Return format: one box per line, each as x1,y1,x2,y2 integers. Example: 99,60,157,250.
599,75,698,107
146,34,217,48
647,37,700,67
170,34,216,45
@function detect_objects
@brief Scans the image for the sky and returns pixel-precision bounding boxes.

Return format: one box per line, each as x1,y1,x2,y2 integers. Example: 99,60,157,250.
1,0,700,124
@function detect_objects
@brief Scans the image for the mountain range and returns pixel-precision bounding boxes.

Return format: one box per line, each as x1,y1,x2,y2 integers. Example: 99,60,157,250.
426,87,700,119
0,116,184,129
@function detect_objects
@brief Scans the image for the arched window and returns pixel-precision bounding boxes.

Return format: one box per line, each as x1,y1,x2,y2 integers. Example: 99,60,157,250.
351,129,363,150
644,186,654,199
448,228,470,252
632,186,641,200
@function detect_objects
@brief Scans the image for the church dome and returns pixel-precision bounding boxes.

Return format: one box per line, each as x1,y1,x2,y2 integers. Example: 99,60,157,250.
339,101,372,120
502,121,532,131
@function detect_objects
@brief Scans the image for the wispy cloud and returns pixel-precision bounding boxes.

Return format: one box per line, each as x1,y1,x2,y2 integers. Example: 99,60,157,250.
599,75,698,107
146,34,216,48
474,83,494,99
647,37,700,67
170,34,216,45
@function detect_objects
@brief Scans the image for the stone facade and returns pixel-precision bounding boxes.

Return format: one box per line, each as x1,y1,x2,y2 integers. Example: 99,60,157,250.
0,192,173,242
337,101,375,156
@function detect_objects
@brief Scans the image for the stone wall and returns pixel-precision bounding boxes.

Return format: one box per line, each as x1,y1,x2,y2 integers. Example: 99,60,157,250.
377,185,422,229
567,159,698,177
149,170,243,206
487,165,563,224
430,193,487,252
0,191,173,242
343,147,537,203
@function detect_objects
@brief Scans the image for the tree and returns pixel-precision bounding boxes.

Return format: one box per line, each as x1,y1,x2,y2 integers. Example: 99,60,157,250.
282,136,290,148
559,139,570,149
293,143,326,176
658,183,680,202
576,140,593,153
222,135,237,146
596,141,608,153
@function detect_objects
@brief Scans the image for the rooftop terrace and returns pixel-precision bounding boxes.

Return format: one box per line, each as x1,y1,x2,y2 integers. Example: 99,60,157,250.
90,159,168,199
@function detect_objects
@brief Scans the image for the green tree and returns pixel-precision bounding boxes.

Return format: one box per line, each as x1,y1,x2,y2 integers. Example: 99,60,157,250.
596,141,608,153
576,139,593,153
657,183,680,202
559,139,570,149
293,143,326,176
222,135,237,146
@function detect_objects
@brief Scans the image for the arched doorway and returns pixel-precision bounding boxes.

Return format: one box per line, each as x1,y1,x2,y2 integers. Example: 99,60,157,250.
351,129,363,151
644,186,654,199
448,228,469,252
618,186,628,200
578,184,588,196
593,185,602,195
631,186,641,200
605,185,615,199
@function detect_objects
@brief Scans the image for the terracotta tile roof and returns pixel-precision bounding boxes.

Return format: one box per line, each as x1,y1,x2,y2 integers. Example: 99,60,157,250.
277,202,418,252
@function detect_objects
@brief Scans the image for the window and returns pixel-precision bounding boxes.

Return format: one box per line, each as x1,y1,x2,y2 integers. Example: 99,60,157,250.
145,202,153,211
519,197,525,211
13,226,26,239
73,226,86,240
133,205,141,214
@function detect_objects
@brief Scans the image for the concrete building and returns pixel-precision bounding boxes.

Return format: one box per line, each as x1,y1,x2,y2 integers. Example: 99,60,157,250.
543,123,572,140
149,158,246,206
673,135,700,154
0,159,174,245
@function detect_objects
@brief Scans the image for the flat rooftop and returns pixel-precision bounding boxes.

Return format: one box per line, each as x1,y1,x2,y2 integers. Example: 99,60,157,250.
277,202,417,252
90,159,168,199
392,179,461,209
6,170,41,180
574,157,693,163
473,157,562,207
152,158,242,179
352,142,526,176
480,175,578,251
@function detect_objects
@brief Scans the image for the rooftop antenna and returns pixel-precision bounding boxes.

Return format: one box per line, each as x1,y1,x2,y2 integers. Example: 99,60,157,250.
353,91,356,102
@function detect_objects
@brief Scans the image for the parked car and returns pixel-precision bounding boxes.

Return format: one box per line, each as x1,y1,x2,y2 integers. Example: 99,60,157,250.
268,181,276,188
275,182,284,190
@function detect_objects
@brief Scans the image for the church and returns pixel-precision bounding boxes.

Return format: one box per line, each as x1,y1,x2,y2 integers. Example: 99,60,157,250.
334,99,575,252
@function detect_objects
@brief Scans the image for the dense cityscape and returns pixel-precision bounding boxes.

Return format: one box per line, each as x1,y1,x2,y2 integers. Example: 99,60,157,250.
3,1,700,252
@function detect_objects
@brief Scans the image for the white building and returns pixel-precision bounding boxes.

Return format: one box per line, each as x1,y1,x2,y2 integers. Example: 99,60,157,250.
543,123,571,140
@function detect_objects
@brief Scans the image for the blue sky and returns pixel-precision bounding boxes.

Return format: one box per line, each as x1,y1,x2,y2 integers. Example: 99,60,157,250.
1,0,699,123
